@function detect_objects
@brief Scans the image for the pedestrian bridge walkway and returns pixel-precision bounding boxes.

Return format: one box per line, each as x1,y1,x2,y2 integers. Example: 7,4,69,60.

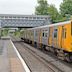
0,14,51,28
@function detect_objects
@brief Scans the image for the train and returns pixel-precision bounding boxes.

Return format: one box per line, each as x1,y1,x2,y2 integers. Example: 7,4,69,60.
20,20,72,62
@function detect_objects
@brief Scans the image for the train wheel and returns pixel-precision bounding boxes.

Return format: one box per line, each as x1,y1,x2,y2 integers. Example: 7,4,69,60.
70,56,72,62
65,53,71,62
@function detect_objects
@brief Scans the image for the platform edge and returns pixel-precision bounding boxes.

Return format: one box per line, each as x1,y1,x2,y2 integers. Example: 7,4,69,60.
10,39,30,72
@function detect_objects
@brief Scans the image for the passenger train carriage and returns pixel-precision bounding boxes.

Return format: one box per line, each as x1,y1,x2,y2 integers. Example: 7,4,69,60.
20,20,72,62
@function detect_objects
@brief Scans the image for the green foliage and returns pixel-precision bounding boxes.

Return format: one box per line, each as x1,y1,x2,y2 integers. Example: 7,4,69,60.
35,0,72,23
1,28,9,36
60,0,72,16
48,4,66,23
35,0,65,23
48,5,59,23
14,30,20,37
35,0,48,15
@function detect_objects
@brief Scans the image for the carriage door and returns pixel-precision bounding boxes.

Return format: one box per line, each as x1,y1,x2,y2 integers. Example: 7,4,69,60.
61,26,66,48
39,29,42,44
48,27,53,46
52,27,58,48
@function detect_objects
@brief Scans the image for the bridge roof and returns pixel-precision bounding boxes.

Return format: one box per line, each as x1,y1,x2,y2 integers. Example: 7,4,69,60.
0,14,50,18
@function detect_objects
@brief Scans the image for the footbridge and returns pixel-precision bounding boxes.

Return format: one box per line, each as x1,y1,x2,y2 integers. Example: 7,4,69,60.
0,14,51,28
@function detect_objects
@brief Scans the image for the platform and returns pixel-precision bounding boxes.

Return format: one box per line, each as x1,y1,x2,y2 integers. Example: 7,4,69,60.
0,39,30,72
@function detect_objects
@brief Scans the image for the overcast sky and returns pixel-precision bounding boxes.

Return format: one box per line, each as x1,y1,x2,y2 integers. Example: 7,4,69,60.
0,0,63,15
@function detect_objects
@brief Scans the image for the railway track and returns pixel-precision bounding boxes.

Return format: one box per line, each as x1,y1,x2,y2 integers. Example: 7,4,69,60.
13,41,63,72
11,36,72,72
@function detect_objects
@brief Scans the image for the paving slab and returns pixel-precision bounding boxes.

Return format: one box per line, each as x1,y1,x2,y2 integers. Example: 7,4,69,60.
0,39,26,72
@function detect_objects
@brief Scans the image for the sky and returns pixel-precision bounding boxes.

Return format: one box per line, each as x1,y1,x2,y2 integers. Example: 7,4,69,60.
0,0,63,15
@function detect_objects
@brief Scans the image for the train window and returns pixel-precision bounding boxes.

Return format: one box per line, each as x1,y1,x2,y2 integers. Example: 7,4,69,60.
45,33,47,37
35,31,38,36
43,32,44,37
54,29,57,38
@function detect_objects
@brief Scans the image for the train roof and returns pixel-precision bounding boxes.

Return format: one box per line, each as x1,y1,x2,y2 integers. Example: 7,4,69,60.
28,20,71,30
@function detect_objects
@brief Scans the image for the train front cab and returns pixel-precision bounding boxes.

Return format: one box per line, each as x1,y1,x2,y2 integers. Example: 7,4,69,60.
57,21,72,61
44,21,72,62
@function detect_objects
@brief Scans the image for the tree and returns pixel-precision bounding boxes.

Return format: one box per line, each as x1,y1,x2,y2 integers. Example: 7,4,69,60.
35,0,66,23
48,4,59,23
35,0,48,15
60,0,72,16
